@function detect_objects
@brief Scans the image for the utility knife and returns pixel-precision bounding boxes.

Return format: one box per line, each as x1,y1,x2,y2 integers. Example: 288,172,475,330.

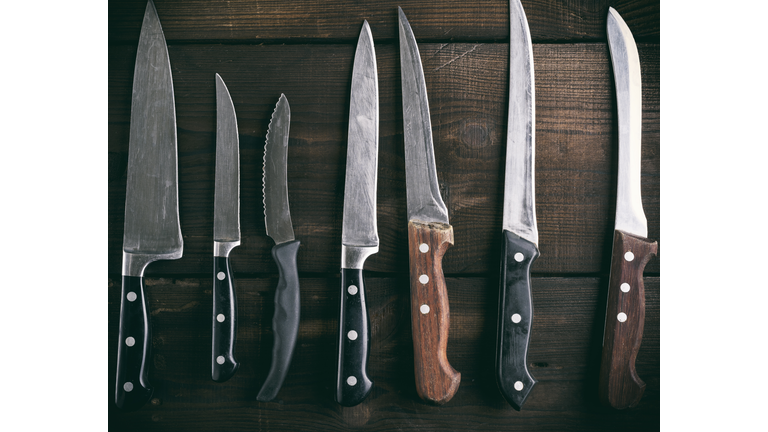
598,7,658,410
334,20,379,407
257,94,301,402
495,0,538,410
116,0,183,410
398,7,460,405
212,73,241,383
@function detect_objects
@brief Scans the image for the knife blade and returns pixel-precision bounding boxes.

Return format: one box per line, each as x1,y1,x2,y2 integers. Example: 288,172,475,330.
116,0,182,410
257,94,301,402
495,0,538,410
598,7,658,410
211,73,241,383
398,7,460,405
334,20,379,407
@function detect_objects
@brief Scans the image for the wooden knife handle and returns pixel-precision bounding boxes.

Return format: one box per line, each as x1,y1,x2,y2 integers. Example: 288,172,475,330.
599,229,657,409
257,240,301,402
212,256,239,382
408,220,461,404
335,267,373,406
495,230,538,410
115,275,153,410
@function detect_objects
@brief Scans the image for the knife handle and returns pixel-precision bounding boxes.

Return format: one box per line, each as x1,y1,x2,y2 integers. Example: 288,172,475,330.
408,220,461,404
599,229,657,409
115,275,153,410
495,230,538,410
335,267,373,406
212,256,239,382
257,240,301,402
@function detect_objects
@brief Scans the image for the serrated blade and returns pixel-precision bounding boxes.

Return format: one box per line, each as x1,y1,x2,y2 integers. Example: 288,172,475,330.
263,94,295,245
213,74,241,244
501,0,538,246
341,21,379,248
122,0,182,271
607,7,647,238
398,7,449,225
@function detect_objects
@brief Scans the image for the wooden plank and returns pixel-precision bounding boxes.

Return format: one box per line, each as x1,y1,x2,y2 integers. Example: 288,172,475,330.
107,276,659,431
108,43,659,275
109,0,660,43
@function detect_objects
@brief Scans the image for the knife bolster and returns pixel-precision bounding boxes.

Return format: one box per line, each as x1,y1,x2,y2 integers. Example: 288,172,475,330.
214,240,240,258
122,250,183,277
341,245,379,269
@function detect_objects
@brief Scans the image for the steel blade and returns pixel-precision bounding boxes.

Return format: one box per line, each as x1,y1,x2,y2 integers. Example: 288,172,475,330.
501,0,538,246
122,0,182,273
398,7,449,224
341,21,379,248
607,7,647,238
263,94,295,245
213,74,241,244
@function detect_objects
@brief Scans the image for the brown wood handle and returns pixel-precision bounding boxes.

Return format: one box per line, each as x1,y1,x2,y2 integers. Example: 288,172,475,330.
598,229,657,409
408,220,461,404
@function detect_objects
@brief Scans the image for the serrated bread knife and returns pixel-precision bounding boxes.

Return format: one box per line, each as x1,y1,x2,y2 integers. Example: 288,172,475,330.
116,0,183,410
598,7,658,410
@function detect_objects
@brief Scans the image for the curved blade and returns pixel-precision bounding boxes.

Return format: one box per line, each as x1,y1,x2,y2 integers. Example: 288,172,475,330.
213,74,241,243
123,0,182,258
341,21,379,248
398,7,449,224
607,7,647,238
501,0,538,246
263,94,295,245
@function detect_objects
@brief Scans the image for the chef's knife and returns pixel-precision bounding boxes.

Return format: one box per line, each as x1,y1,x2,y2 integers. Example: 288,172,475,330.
212,73,241,383
398,7,461,405
495,0,538,410
334,21,379,407
116,0,183,410
257,94,301,402
598,7,658,410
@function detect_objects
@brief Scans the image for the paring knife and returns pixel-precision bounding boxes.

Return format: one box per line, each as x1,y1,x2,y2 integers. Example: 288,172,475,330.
116,0,183,410
495,0,538,410
598,7,658,410
212,73,241,383
258,94,301,402
334,20,379,407
398,7,460,405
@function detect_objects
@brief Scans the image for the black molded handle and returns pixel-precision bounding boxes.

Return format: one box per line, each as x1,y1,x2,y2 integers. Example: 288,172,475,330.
495,230,539,410
334,268,373,406
212,256,239,382
257,240,302,402
115,275,153,410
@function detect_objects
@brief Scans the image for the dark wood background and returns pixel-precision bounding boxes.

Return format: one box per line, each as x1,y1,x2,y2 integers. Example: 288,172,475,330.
108,1,660,430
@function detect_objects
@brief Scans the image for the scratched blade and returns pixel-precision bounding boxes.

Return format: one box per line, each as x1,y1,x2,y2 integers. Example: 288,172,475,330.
263,94,295,245
501,0,538,246
213,74,241,244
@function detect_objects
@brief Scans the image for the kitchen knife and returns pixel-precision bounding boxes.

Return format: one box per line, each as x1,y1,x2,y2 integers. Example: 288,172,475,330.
398,7,460,405
598,7,658,410
495,0,538,410
116,0,183,410
212,73,241,383
257,94,301,402
334,20,379,407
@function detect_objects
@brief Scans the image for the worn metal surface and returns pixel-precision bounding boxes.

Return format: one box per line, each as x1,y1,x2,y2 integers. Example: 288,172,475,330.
263,93,295,245
213,73,241,249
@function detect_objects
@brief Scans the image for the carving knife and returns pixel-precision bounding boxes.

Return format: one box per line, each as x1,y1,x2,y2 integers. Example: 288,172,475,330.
398,7,461,405
257,94,301,402
598,7,658,410
212,73,241,382
116,0,183,410
495,0,537,410
334,20,379,407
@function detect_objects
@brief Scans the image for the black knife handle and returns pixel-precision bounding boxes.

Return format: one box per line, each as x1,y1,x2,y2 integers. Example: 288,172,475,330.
212,256,239,382
115,275,153,410
495,230,539,410
257,240,301,402
335,268,373,406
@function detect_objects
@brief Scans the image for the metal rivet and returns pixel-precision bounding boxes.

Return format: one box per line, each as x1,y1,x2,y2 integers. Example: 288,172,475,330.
348,285,358,295
620,283,630,293
420,304,430,314
127,292,137,302
419,274,429,284
217,272,226,280
125,337,135,347
617,312,627,322
347,376,357,386
217,314,225,323
511,314,522,323
514,381,524,391
123,382,134,392
419,243,429,253
514,252,524,262
624,252,634,262
216,356,225,365
347,330,358,341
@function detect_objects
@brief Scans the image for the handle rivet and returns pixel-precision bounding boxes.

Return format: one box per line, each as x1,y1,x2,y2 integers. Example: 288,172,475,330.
216,356,225,365
347,285,358,295
347,376,357,386
620,283,630,293
624,251,634,262
217,314,226,323
420,304,430,314
514,381,524,391
127,292,137,302
217,272,226,280
123,382,133,392
511,313,522,323
419,243,429,253
125,337,135,347
419,274,429,284
617,312,627,322
347,330,358,341
514,252,524,262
